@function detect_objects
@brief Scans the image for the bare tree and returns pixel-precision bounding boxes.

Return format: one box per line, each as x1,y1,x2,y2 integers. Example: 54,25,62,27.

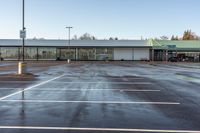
79,33,97,40
72,35,78,40
160,36,169,40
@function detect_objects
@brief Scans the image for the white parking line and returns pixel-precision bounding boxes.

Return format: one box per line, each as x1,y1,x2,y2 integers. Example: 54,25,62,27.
50,81,153,84
28,88,160,92
59,77,144,79
0,100,180,105
0,74,65,100
0,126,198,132
0,81,152,84
0,78,143,82
60,75,143,78
0,88,22,90
0,81,36,83
0,87,160,92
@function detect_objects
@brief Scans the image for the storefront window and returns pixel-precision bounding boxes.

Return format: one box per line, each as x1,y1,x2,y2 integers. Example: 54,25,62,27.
0,47,19,60
60,49,76,60
96,48,113,60
19,47,37,60
38,48,56,60
78,48,96,60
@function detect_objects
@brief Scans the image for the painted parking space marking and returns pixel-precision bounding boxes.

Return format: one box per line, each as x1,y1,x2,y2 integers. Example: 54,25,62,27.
0,100,180,105
0,81,152,84
0,88,22,90
59,75,143,78
0,74,65,100
0,81,37,83
28,88,161,92
0,78,144,83
50,81,153,85
0,126,198,132
59,77,145,80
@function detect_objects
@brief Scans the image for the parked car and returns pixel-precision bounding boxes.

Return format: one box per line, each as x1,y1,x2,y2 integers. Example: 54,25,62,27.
168,57,178,62
185,57,194,62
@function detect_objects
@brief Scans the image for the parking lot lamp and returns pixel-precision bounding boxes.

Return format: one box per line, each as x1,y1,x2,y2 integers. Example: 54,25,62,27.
66,27,73,63
22,0,25,62
18,0,27,74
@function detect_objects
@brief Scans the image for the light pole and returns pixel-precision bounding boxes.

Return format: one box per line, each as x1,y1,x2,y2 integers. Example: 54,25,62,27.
22,0,25,62
66,26,73,63
18,0,27,74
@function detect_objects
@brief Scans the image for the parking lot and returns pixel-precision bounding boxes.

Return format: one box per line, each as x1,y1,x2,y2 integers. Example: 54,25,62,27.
0,61,200,133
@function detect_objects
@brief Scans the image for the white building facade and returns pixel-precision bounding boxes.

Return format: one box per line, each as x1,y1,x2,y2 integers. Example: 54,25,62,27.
0,39,151,61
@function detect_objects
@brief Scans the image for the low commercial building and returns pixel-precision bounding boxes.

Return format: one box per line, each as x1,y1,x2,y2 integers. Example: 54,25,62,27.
0,39,200,61
0,39,151,61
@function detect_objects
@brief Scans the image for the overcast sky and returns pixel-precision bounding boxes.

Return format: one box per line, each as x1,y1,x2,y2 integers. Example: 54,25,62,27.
0,0,199,39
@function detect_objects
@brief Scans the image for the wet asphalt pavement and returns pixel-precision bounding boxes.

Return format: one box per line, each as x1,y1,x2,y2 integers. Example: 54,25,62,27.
0,62,200,133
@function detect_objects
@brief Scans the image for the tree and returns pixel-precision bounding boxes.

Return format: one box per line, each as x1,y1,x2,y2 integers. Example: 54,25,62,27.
175,36,179,40
72,35,78,40
92,36,96,40
160,36,169,40
79,33,97,40
171,35,179,40
182,30,198,40
171,35,175,40
109,37,114,40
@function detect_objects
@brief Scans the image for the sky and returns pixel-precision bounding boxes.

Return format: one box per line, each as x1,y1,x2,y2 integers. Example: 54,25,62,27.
0,0,200,40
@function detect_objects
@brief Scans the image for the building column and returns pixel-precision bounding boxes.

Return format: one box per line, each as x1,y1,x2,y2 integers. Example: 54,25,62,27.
151,49,154,62
75,48,78,61
163,50,165,61
199,54,200,62
94,48,97,60
36,47,39,61
166,50,168,62
0,48,1,61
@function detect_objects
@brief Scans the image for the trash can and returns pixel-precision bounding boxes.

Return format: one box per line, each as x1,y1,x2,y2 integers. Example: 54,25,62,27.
18,62,27,75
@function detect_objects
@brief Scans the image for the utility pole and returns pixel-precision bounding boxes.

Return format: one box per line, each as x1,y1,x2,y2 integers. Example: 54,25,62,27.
66,27,73,63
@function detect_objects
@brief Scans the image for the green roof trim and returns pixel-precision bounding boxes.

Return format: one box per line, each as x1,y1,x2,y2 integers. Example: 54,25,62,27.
151,40,200,49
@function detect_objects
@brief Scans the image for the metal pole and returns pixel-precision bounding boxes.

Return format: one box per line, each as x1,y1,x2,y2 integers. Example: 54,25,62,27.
66,27,73,63
22,0,25,62
68,28,70,50
18,0,27,75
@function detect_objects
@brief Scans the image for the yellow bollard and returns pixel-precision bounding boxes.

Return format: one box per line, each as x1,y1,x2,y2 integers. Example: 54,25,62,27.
18,62,27,75
67,59,70,64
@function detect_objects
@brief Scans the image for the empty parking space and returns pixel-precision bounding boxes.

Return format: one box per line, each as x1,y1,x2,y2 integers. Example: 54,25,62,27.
0,62,200,133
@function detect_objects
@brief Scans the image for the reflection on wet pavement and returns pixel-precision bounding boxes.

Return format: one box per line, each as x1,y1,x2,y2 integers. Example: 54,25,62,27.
0,62,200,133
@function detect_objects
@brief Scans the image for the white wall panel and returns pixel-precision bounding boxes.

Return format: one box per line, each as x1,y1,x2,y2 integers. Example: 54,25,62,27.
133,48,150,60
114,48,133,60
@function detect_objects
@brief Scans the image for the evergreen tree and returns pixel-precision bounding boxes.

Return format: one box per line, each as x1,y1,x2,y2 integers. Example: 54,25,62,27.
175,36,179,40
109,37,114,40
171,35,175,40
